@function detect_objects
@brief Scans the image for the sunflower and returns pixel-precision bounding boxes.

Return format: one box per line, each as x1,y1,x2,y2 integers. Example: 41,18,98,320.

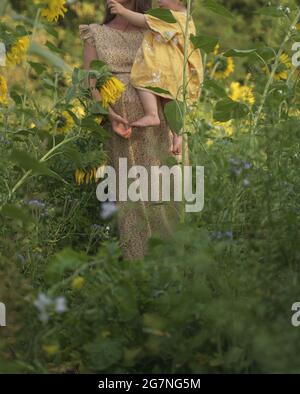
214,120,233,137
274,53,292,80
6,36,30,66
99,76,125,108
263,52,292,81
40,0,68,23
229,82,255,105
75,167,98,185
56,111,75,133
207,44,235,80
0,75,9,106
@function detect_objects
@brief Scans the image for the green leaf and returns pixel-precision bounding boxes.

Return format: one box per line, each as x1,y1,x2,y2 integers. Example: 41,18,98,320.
29,42,72,72
46,248,88,281
223,49,257,57
45,40,63,54
90,60,107,71
10,149,50,174
202,0,234,20
255,6,285,18
85,338,123,371
28,61,47,75
65,85,77,103
146,8,177,23
1,204,34,223
190,34,219,53
213,98,249,121
90,101,108,115
164,100,184,133
144,86,171,95
203,79,227,98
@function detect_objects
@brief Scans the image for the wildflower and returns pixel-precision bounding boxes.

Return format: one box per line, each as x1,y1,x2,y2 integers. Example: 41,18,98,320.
41,0,68,23
72,104,86,119
71,276,85,290
210,231,233,241
33,293,67,323
56,111,75,133
95,115,104,125
243,179,250,187
33,293,52,323
27,199,46,209
100,202,118,220
6,36,30,66
207,44,234,80
75,167,99,185
54,296,67,313
43,344,59,356
0,75,9,105
229,82,255,105
214,120,233,136
99,76,125,108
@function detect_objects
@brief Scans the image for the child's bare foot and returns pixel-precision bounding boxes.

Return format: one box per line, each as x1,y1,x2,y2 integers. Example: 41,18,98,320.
172,134,182,156
131,114,160,128
108,108,132,139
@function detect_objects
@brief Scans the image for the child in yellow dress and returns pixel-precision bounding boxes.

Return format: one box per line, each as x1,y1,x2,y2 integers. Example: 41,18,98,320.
108,0,203,155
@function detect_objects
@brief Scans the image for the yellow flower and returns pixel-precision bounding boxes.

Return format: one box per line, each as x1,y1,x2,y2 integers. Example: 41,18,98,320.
75,167,99,185
43,344,59,356
95,115,103,125
71,276,85,290
229,82,255,105
0,75,9,106
72,104,86,119
208,44,234,80
274,53,292,81
6,36,30,66
214,120,233,136
41,0,67,23
56,111,75,133
263,52,292,81
100,76,125,108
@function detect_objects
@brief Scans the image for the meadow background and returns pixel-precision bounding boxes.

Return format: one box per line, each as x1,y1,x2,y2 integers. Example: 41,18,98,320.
1,0,300,373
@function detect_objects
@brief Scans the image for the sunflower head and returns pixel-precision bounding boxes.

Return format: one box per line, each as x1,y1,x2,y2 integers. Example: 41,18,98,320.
56,111,75,133
40,0,68,23
0,75,9,106
99,76,125,108
6,36,30,66
229,81,255,105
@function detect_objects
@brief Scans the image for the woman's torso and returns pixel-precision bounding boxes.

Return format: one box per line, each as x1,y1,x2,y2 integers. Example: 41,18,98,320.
87,23,144,73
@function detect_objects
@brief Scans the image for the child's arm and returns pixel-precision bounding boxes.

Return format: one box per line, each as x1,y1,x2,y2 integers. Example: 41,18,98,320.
107,0,148,28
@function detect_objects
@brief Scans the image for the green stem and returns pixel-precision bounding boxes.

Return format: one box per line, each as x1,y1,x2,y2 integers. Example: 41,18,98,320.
21,8,41,128
251,9,300,134
9,136,78,197
180,0,192,224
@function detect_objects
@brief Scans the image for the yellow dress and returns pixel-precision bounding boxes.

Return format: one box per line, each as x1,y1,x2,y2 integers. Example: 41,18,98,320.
130,10,204,104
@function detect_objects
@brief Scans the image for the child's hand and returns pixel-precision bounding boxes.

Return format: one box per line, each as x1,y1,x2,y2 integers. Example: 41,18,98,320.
107,0,125,15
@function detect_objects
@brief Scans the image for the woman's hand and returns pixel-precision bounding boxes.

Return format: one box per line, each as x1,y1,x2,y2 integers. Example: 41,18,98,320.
108,106,132,139
107,0,125,15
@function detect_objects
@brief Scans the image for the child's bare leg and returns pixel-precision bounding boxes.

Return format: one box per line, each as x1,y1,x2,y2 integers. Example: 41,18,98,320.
131,89,160,128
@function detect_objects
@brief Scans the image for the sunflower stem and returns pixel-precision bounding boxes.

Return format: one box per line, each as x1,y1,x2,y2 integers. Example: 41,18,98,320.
251,8,300,134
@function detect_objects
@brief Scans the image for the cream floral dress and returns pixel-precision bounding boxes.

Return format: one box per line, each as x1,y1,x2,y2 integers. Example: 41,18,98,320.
79,23,182,260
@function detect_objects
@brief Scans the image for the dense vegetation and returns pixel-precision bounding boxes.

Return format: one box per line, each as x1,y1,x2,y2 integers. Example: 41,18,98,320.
0,0,300,373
